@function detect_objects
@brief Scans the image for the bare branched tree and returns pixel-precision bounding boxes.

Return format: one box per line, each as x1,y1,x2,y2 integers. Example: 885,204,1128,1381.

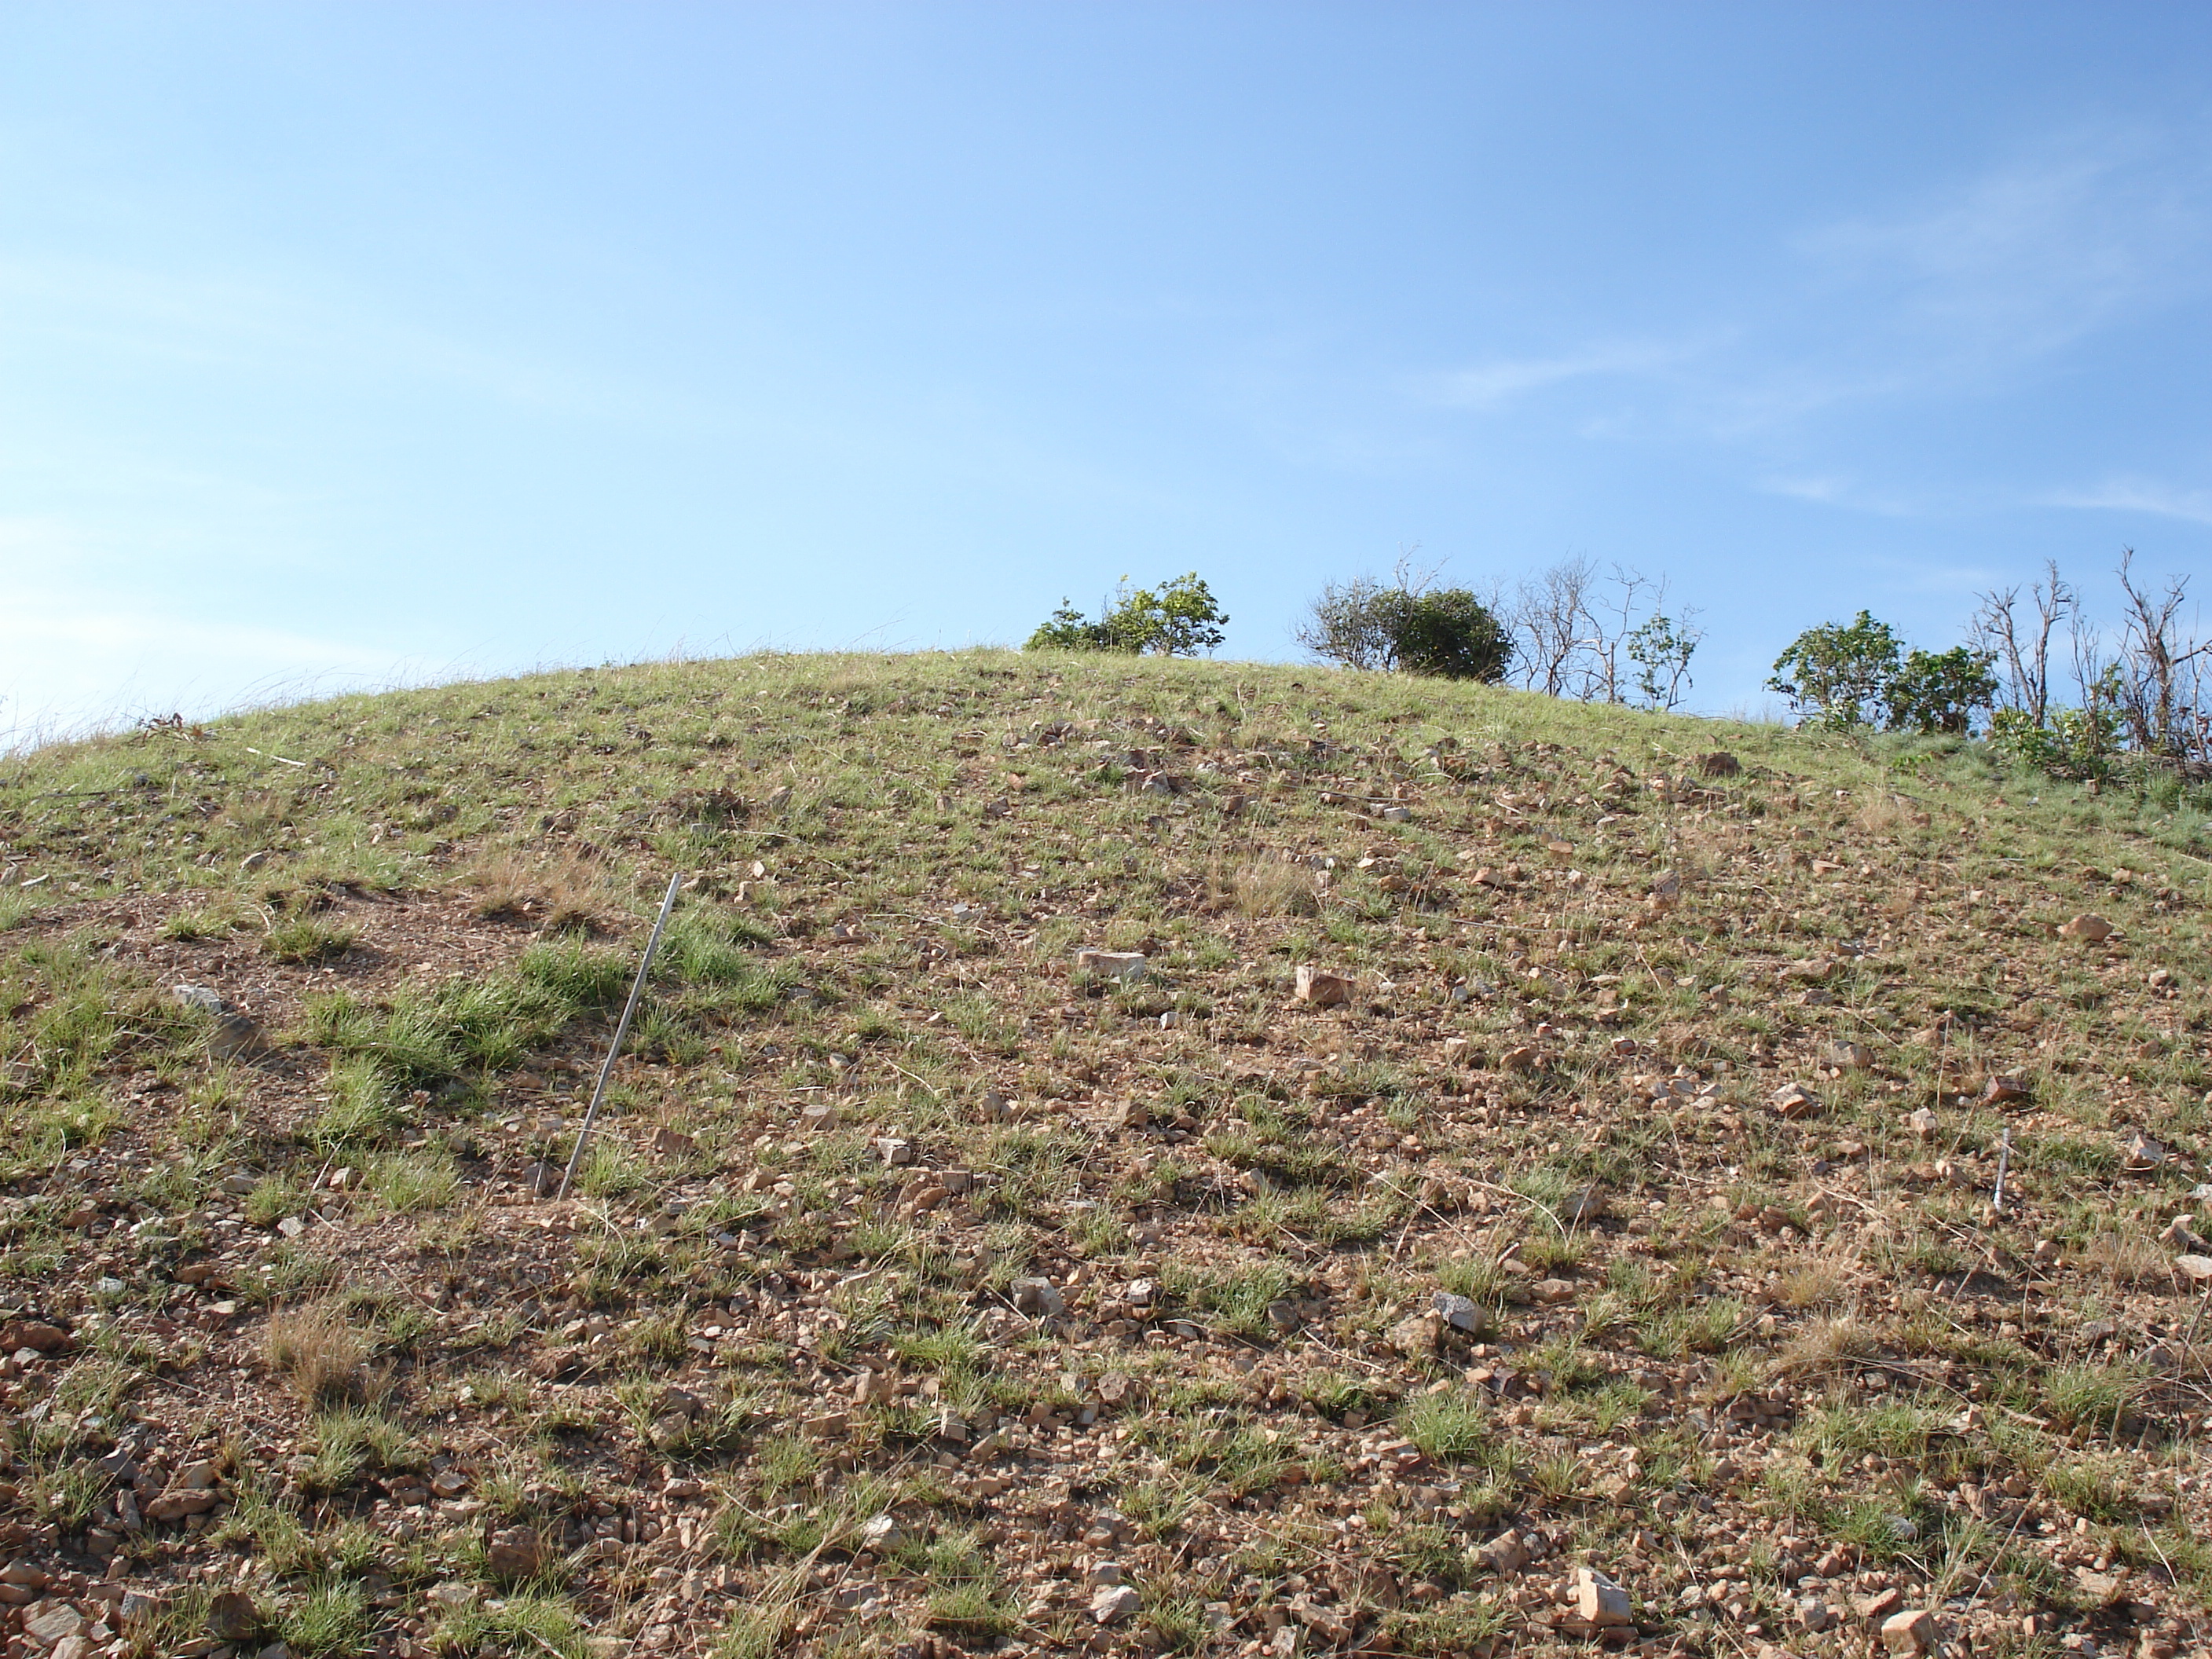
2111,548,2212,768
1500,558,1698,707
1970,559,2075,727
1507,556,1599,698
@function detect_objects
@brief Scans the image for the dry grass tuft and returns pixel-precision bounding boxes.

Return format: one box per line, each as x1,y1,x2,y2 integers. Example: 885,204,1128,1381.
1775,1259,1851,1309
1224,856,1318,917
1774,1314,1878,1376
265,1301,368,1404
2080,1230,2168,1286
462,848,611,933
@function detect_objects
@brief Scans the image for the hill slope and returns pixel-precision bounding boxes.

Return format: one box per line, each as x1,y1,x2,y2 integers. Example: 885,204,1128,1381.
0,650,2207,1659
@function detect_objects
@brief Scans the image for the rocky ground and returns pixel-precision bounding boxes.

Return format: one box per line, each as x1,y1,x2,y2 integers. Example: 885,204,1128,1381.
0,651,2206,1659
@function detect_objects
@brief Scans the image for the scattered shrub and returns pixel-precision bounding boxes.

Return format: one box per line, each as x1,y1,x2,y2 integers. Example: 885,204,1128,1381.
1768,611,1995,734
1298,577,1512,681
1026,573,1226,656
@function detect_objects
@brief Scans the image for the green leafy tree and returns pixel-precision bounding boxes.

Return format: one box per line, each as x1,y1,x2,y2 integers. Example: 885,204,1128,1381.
1884,646,1998,735
1770,612,1997,734
1025,573,1227,657
1373,588,1512,680
1767,611,1905,729
1025,602,1108,652
1297,577,1511,682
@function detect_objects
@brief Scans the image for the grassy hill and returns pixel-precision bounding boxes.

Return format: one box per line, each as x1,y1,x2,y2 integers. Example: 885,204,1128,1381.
0,649,2207,1659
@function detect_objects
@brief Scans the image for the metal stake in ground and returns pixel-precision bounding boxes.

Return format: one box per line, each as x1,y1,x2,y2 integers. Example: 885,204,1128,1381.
556,871,683,1201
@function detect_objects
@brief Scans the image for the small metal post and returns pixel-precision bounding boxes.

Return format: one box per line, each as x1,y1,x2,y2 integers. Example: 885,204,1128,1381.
1991,1126,2011,1214
556,872,683,1201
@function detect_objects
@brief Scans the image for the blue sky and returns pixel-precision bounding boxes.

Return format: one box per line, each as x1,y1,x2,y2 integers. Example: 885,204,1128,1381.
5,3,2210,737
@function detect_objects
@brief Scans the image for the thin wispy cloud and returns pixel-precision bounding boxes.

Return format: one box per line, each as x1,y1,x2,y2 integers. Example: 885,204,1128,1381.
2040,477,2212,526
1422,340,1690,410
1794,129,2212,379
1396,123,2212,540
1752,475,1929,518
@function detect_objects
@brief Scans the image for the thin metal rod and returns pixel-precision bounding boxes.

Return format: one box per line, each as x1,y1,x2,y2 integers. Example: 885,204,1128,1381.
1991,1127,2011,1214
556,872,683,1200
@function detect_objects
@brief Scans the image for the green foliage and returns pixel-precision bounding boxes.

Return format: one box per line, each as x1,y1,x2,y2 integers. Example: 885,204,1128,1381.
263,915,358,965
1026,573,1227,656
1377,588,1512,680
1400,1391,1490,1461
1988,697,2125,782
1769,611,1904,729
1627,611,1699,710
1298,577,1511,682
1770,610,1994,734
1885,646,1999,735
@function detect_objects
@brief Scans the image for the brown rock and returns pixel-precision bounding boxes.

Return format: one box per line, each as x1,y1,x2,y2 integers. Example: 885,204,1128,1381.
899,1182,951,1218
2123,1132,2166,1173
1294,965,1353,1006
2073,1567,2125,1604
650,1126,697,1159
2058,914,2115,942
1089,1584,1141,1625
1499,1045,1538,1074
1771,1082,1820,1120
1881,1607,1936,1656
1571,1567,1633,1628
1826,1042,1874,1071
209,1012,264,1061
23,1604,85,1649
1694,752,1742,778
207,1591,261,1643
0,1320,69,1353
1390,1312,1441,1357
143,1489,221,1522
2159,1216,2208,1252
2172,1254,2212,1284
1981,1073,2031,1104
485,1525,544,1580
1074,949,1148,982
1479,1531,1529,1573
